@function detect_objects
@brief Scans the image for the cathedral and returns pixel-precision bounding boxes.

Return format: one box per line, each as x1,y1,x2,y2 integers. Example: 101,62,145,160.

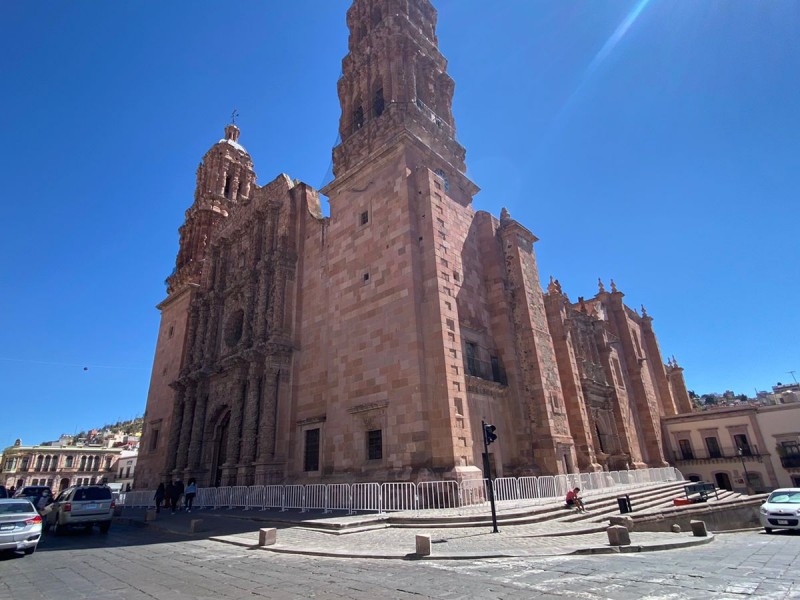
135,0,693,490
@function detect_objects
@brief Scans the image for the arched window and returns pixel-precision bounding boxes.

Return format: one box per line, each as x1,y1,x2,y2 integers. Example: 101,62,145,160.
373,88,385,117
353,105,364,132
65,455,73,468
80,456,87,470
35,456,43,471
223,174,232,198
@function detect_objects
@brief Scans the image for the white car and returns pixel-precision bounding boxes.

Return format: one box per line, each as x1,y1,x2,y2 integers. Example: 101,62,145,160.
0,498,42,555
759,488,800,533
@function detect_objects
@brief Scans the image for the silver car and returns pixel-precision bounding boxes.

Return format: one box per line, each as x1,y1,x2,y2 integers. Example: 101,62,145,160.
43,485,114,534
0,498,42,555
759,488,800,533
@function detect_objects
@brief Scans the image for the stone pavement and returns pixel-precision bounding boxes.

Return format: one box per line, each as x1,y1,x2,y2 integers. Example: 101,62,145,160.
117,505,717,560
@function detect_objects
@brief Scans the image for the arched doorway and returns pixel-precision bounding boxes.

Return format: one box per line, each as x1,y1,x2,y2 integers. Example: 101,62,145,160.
212,412,231,487
714,472,732,491
59,478,70,491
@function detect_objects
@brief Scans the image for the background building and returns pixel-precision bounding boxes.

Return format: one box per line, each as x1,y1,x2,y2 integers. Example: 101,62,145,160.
136,0,691,490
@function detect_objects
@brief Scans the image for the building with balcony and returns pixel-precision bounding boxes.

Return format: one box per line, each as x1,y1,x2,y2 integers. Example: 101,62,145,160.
1,439,122,493
663,402,800,493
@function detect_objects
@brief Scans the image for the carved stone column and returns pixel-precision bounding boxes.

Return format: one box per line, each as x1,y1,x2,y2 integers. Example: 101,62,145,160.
254,366,281,484
187,385,209,476
164,386,186,478
238,369,262,485
222,380,245,486
175,383,197,477
254,264,270,341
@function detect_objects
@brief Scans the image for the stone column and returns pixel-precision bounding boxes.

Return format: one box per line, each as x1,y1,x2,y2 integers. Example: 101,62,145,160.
254,367,280,484
222,381,245,486
175,384,197,476
164,386,186,478
187,386,209,475
238,370,262,485
254,264,270,341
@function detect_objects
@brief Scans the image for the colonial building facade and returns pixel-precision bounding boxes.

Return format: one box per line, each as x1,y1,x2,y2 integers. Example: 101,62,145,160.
136,0,692,490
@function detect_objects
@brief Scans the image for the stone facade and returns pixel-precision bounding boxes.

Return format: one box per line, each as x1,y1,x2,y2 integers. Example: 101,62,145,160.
136,0,691,489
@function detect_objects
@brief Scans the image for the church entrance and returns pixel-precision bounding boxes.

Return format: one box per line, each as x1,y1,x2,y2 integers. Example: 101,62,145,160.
212,412,231,487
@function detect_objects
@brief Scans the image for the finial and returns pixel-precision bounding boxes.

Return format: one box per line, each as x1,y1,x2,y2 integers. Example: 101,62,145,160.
554,278,562,293
500,207,511,222
598,278,605,293
641,304,648,317
231,108,239,125
578,296,587,313
547,276,559,294
610,279,618,293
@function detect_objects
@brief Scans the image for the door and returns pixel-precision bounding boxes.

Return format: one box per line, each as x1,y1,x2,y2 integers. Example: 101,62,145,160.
714,472,732,491
212,413,230,487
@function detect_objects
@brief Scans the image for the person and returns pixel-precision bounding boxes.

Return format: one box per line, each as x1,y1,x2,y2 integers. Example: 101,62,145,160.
171,480,184,514
565,487,586,513
184,478,197,513
165,481,175,514
36,489,52,514
154,483,165,513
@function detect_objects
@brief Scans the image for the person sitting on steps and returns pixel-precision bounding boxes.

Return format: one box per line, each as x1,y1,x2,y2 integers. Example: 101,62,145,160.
565,487,587,513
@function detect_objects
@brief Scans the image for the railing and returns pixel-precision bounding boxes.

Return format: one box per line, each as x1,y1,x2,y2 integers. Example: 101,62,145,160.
118,467,682,515
673,445,761,461
780,455,800,469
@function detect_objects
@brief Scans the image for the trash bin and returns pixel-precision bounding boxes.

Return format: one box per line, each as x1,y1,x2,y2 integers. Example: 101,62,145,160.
617,495,632,514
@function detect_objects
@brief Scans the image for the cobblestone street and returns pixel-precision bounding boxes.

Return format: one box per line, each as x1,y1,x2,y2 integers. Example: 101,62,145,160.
1,524,797,599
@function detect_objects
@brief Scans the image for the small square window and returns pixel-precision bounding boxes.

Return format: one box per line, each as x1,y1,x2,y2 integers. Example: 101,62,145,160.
363,272,370,282
360,210,369,226
367,430,382,460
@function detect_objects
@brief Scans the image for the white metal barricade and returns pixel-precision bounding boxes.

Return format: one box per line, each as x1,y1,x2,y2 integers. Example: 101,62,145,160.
493,477,519,502
325,483,350,513
262,485,284,510
381,482,416,512
537,476,557,500
304,484,327,512
458,479,488,510
196,487,215,509
215,486,232,509
282,485,305,511
416,480,459,511
245,485,264,510
517,476,539,501
228,486,248,508
350,482,381,514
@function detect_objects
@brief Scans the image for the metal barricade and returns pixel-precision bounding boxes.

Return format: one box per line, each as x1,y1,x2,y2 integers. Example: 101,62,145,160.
196,486,215,509
262,485,284,510
458,479,488,511
215,486,232,509
493,477,519,502
325,483,350,513
245,485,264,510
417,480,459,511
517,476,539,501
381,482,416,512
282,485,305,511
228,486,248,509
537,475,558,500
304,484,327,512
350,482,381,514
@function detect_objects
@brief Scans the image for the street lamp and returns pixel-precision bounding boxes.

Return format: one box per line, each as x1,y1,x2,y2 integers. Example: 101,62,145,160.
737,447,751,495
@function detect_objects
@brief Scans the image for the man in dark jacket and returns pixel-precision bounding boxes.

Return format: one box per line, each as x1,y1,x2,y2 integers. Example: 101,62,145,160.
172,480,185,513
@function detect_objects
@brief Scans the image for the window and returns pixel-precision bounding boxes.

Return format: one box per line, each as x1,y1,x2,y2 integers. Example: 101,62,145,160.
678,439,694,460
781,441,800,456
150,429,160,452
353,106,364,131
224,175,231,198
612,358,625,388
733,434,752,456
363,272,370,282
21,457,29,470
367,430,383,460
465,342,478,376
705,437,722,459
360,210,369,226
125,466,131,478
373,88,384,117
304,428,320,472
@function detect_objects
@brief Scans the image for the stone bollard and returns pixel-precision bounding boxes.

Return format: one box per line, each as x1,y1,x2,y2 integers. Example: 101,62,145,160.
690,520,708,537
415,534,431,556
259,528,277,546
671,524,682,533
144,508,157,522
189,519,204,534
608,515,634,532
606,525,631,546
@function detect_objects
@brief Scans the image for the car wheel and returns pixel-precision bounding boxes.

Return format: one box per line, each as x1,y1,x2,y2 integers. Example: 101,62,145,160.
764,527,773,534
23,546,36,555
99,522,111,534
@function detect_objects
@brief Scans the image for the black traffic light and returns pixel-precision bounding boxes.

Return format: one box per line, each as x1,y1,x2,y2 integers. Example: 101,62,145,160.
483,423,497,445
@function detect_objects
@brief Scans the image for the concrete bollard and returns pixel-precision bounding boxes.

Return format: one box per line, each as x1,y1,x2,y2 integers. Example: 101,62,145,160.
415,534,431,556
608,515,634,531
671,524,682,533
258,528,277,546
144,509,157,522
606,525,631,546
690,520,708,537
189,519,204,534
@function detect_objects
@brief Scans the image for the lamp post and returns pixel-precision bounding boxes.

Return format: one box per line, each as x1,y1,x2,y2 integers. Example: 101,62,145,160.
737,447,751,495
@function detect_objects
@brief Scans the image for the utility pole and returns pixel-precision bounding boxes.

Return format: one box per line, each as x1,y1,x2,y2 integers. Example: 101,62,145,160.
788,370,798,384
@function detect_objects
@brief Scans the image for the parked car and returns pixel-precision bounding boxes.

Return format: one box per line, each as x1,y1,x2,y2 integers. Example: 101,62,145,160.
42,485,115,534
0,498,42,555
759,488,800,533
14,485,52,511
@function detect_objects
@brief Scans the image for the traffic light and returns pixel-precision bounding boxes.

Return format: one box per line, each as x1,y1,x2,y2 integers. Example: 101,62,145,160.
483,423,497,445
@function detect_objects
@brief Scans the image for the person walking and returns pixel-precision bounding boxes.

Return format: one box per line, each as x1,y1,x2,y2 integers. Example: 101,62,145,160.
184,478,197,513
165,481,175,514
154,482,165,513
172,480,185,513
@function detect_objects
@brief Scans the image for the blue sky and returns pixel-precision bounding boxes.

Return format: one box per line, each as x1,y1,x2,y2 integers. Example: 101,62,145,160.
2,0,798,450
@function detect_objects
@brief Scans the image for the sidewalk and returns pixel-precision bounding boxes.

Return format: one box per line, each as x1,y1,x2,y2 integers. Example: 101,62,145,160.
116,506,715,560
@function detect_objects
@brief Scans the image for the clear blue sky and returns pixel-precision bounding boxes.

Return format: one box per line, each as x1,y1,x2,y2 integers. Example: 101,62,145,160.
2,0,798,450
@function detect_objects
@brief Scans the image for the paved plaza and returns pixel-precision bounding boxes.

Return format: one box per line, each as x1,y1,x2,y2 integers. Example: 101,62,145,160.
1,519,797,599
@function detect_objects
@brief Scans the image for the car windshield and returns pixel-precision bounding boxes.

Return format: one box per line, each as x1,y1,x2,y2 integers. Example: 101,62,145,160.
767,490,800,504
0,501,34,514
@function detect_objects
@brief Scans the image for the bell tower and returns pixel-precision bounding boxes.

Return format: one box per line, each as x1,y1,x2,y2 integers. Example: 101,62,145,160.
137,122,256,489
330,0,467,180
